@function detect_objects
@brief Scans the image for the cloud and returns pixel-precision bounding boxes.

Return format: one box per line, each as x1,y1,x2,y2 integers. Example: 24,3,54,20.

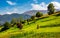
6,7,24,14
6,8,19,14
51,1,60,9
31,2,47,10
31,1,60,10
6,1,16,5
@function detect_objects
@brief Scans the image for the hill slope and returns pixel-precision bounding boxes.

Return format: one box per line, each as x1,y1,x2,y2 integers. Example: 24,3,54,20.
0,13,60,38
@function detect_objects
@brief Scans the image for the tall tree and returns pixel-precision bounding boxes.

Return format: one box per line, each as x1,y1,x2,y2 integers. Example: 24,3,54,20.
48,3,55,15
20,16,23,23
17,16,23,24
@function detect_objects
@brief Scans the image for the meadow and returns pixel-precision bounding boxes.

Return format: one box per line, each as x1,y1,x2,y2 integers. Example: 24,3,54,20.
0,13,60,38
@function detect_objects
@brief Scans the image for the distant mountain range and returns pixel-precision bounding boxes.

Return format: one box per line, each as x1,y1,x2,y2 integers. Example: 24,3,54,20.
0,10,60,25
23,9,60,16
0,13,31,24
23,10,47,16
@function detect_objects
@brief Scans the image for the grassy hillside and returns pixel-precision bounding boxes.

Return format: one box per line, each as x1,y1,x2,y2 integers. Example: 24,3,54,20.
0,13,60,38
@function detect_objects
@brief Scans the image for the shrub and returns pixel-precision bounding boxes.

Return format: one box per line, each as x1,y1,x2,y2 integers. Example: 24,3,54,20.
11,22,17,27
31,16,35,20
21,21,25,24
0,22,10,32
37,25,40,29
17,23,23,29
36,12,43,18
28,22,30,25
11,18,17,25
21,20,26,24
27,19,31,22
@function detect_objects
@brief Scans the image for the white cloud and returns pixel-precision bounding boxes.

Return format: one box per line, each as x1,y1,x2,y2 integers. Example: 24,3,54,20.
6,1,16,5
6,8,19,14
31,2,47,10
31,1,60,10
51,1,60,9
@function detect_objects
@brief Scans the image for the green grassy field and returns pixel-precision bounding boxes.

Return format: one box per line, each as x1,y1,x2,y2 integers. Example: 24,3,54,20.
0,13,60,38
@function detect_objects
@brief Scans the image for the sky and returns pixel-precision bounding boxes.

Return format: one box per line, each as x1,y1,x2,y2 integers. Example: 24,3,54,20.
0,0,60,15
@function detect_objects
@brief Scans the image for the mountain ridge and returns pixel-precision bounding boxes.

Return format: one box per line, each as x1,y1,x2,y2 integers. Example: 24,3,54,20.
0,9,60,24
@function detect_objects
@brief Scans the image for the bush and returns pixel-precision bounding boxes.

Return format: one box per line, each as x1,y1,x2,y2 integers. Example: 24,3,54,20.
37,25,40,29
21,21,25,24
11,18,17,25
36,12,43,18
48,12,52,15
21,20,26,24
17,23,23,29
31,16,35,20
0,22,10,32
27,19,31,22
11,23,17,27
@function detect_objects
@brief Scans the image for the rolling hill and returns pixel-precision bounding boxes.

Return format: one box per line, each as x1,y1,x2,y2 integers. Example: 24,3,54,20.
0,13,60,38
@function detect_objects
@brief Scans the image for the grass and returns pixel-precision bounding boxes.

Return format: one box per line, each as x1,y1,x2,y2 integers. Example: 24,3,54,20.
0,13,60,38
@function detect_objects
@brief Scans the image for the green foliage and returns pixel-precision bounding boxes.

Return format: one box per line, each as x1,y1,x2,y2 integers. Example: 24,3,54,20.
11,18,17,25
0,22,11,32
48,3,55,15
16,16,24,24
0,13,60,38
27,19,31,22
19,16,24,23
27,19,32,25
31,16,35,20
16,23,23,29
11,18,17,27
36,12,43,18
37,25,40,29
21,20,26,24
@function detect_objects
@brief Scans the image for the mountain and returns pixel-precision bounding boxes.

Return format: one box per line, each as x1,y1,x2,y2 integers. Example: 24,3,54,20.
0,9,60,25
23,10,47,16
0,13,31,25
56,9,60,12
23,9,60,16
0,10,47,24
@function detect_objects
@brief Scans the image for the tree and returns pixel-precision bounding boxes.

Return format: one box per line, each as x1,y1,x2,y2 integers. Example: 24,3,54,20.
48,3,55,15
0,22,11,32
11,18,17,24
31,16,35,20
27,19,31,22
11,18,17,27
17,23,23,29
4,22,10,28
36,12,43,18
21,20,26,24
17,16,23,23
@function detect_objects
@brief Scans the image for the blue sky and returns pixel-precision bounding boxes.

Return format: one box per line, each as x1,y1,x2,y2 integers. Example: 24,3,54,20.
0,0,60,15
